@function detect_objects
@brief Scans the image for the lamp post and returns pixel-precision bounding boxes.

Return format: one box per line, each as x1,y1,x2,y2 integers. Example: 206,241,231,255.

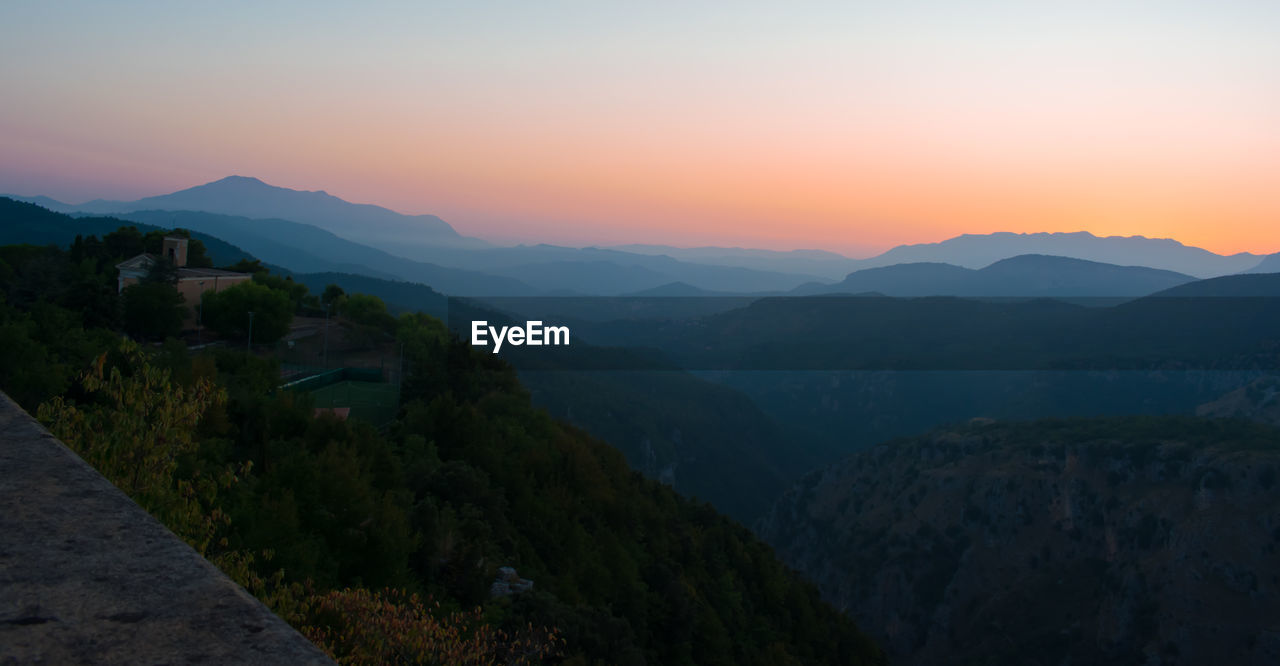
247,311,255,353
197,281,205,346
323,302,330,368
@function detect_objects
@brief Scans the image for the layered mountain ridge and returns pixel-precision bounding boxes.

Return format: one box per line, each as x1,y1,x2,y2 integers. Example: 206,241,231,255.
6,176,1277,293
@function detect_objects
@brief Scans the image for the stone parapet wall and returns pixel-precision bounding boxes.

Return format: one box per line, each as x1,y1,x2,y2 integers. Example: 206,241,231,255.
0,391,332,664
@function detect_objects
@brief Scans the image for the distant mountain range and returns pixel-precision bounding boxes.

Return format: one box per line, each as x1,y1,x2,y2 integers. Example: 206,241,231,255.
110,209,535,297
403,244,827,294
1146,272,1280,298
860,231,1266,278
1244,253,1280,275
6,176,1278,296
0,198,256,267
572,273,1280,372
793,254,1197,298
22,175,484,250
612,232,1278,280
608,244,861,281
4,179,828,294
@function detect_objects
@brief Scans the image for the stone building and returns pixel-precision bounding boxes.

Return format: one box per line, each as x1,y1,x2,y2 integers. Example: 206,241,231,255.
114,236,251,329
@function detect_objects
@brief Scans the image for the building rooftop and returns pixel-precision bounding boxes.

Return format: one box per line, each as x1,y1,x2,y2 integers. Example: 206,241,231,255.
177,266,251,279
114,253,250,280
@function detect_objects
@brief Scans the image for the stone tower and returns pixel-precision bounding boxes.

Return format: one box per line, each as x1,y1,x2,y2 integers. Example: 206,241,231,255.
161,236,188,267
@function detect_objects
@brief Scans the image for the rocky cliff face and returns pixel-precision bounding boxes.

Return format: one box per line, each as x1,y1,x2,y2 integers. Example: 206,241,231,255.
757,417,1280,665
1197,376,1280,427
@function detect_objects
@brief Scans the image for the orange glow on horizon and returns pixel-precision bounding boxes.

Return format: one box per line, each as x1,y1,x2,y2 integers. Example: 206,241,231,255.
3,3,1278,258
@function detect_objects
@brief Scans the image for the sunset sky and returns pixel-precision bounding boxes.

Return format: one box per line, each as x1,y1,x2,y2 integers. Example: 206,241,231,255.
2,1,1278,256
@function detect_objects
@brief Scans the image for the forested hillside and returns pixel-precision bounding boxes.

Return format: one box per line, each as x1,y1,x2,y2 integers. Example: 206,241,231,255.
0,226,881,664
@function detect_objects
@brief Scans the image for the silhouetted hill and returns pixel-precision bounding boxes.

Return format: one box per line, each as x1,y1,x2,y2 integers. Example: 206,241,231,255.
110,209,535,296
113,207,816,296
979,254,1195,295
285,271,448,318
12,183,1271,282
1146,272,1280,298
799,255,1195,298
861,231,1261,278
411,244,825,294
625,281,734,297
758,415,1280,665
795,262,973,296
1242,253,1280,275
0,197,253,266
609,244,859,280
487,260,672,295
577,289,1280,372
15,176,487,249
11,181,824,293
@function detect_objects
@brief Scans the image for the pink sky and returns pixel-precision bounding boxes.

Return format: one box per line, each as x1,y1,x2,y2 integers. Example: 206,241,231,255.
2,2,1278,257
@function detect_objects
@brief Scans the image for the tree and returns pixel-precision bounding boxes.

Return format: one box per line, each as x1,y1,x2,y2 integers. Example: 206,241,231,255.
254,272,309,309
322,284,346,309
338,293,395,349
303,588,560,666
342,293,395,332
104,226,145,260
182,236,214,268
36,340,230,553
143,257,180,284
202,281,292,344
121,281,186,340
225,258,267,274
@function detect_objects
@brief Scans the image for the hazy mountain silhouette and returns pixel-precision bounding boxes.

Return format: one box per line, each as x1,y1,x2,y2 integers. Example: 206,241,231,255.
15,176,486,250
0,199,534,296
1243,253,1280,275
8,179,1271,287
284,271,448,318
795,254,1195,297
793,262,971,296
483,260,672,295
573,283,1280,372
1145,272,1280,298
624,282,736,297
609,232,1268,283
113,208,816,295
609,244,860,280
8,183,826,293
404,243,826,294
109,209,534,296
0,197,254,267
860,231,1261,278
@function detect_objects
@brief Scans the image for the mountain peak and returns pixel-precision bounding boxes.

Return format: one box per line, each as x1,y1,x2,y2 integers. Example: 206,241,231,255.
48,176,476,247
208,175,269,188
202,176,331,197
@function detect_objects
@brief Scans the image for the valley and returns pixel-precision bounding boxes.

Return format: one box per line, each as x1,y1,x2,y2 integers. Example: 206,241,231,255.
3,186,1279,664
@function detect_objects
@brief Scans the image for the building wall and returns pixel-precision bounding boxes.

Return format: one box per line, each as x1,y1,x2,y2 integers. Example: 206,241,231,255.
177,275,252,329
117,269,148,293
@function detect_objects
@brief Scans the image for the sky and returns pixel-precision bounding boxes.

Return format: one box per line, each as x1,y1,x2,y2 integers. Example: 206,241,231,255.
2,1,1278,257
